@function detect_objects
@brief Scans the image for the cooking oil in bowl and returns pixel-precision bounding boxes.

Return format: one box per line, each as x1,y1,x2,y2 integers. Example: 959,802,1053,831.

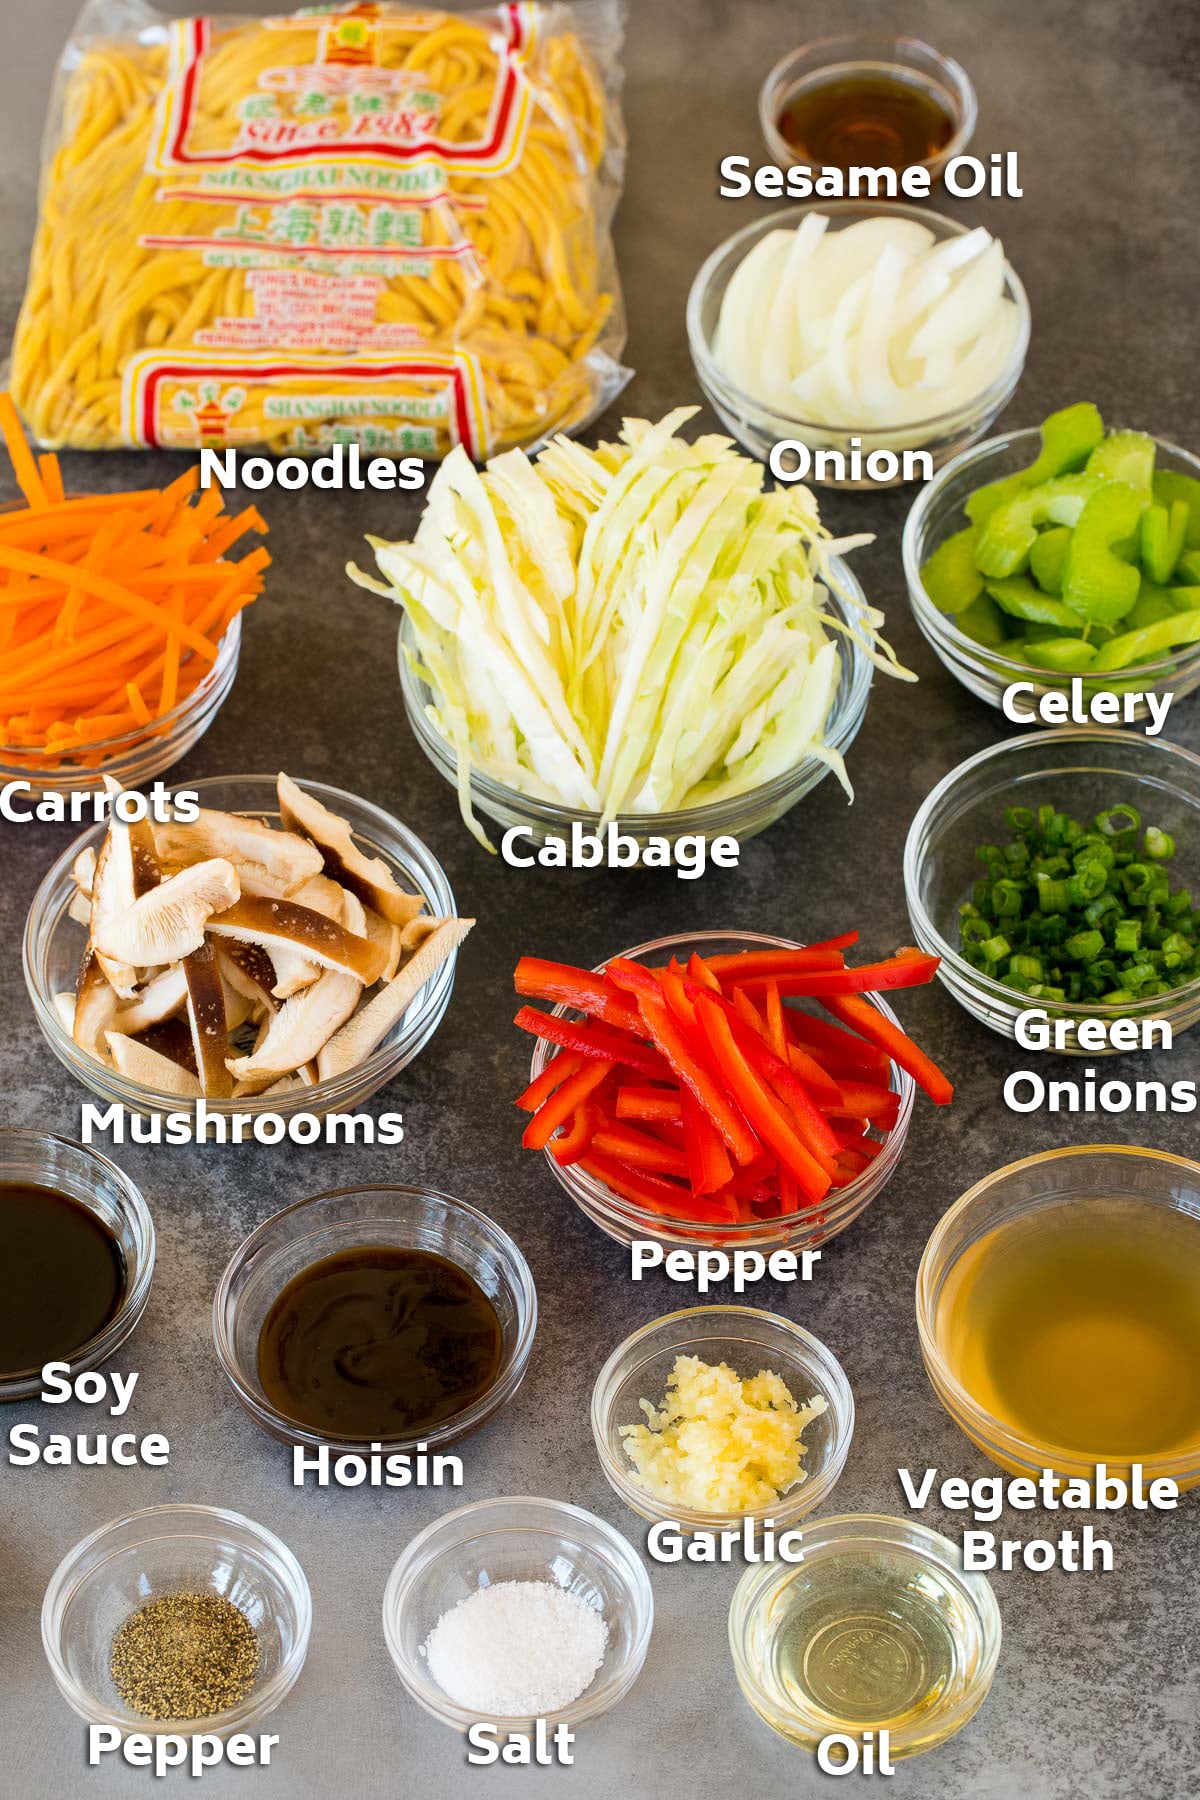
730,1518,999,1759
767,1553,966,1726
935,1196,1200,1466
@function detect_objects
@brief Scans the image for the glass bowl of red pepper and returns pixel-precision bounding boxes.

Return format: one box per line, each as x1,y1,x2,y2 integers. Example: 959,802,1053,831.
514,930,954,1253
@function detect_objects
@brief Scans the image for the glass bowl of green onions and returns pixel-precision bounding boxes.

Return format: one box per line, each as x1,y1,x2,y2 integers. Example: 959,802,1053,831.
904,728,1200,1051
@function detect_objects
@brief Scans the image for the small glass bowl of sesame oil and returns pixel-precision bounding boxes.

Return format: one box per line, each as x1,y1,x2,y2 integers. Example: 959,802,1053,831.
759,35,977,184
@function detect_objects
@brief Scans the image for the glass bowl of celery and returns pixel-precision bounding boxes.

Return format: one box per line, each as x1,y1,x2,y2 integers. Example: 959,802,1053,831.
904,409,1200,722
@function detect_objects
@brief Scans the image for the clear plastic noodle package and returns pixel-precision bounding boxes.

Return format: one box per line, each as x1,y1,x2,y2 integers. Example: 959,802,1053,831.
11,0,628,457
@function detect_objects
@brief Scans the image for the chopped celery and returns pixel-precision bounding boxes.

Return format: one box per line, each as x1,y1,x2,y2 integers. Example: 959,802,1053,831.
1127,579,1178,629
1085,430,1156,495
1152,471,1200,546
1022,402,1105,482
1089,607,1200,672
985,577,1081,627
955,591,1008,647
1061,483,1146,623
1028,526,1072,595
1018,637,1099,672
943,409,1200,674
1139,500,1188,583
976,473,1102,578
921,525,984,613
964,403,1104,525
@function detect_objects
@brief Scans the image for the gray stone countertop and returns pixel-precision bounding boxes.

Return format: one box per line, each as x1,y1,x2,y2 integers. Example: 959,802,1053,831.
1,0,1198,1795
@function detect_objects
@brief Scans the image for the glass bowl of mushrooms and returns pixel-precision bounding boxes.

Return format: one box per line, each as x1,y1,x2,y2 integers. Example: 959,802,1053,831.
24,774,472,1119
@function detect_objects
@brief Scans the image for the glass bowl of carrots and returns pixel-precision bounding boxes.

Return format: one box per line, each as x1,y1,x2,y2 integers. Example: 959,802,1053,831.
0,395,267,793
515,930,956,1253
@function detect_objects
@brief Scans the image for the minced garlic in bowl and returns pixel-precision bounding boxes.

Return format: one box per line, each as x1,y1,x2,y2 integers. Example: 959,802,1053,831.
618,1354,827,1515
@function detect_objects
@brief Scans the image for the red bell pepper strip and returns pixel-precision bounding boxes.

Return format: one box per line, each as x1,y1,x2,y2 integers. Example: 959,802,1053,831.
700,947,846,980
739,949,941,997
515,1050,583,1113
764,980,787,1058
578,1151,698,1217
756,982,843,1110
523,1058,614,1149
615,1086,682,1123
687,951,722,993
603,955,663,1000
730,986,768,1038
513,1005,668,1079
824,1079,900,1127
694,994,831,1201
635,988,762,1167
781,1041,844,1111
691,987,840,1168
661,964,701,1035
823,993,954,1106
591,1121,691,1179
802,930,860,953
680,1088,734,1196
785,1013,891,1082
513,957,640,1030
548,1102,600,1165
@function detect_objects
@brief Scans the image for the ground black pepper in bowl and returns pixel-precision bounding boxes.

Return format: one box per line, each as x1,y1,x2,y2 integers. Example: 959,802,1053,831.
109,1592,260,1720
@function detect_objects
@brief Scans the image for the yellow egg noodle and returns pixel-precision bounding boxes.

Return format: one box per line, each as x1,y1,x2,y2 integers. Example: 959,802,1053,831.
11,0,627,457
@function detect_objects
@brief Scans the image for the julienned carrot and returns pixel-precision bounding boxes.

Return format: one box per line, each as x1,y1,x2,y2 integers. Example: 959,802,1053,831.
0,393,269,755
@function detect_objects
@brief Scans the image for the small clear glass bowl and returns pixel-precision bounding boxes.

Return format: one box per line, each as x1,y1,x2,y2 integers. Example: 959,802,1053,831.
24,773,460,1118
213,1184,537,1455
42,1503,312,1736
904,727,1200,1051
687,203,1029,485
0,613,241,797
916,1146,1200,1490
591,1305,854,1533
382,1495,653,1732
759,33,977,181
533,931,914,1252
729,1514,1001,1759
903,427,1200,715
397,570,872,851
0,1129,155,1402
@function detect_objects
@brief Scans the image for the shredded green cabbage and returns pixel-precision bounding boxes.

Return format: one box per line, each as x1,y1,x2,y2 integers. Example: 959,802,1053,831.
348,408,911,849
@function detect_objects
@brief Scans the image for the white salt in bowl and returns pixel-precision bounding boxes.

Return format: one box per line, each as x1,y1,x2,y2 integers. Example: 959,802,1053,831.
382,1496,653,1733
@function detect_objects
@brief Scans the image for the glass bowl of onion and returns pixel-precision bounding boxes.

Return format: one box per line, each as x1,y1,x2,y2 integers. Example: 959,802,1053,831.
687,201,1030,487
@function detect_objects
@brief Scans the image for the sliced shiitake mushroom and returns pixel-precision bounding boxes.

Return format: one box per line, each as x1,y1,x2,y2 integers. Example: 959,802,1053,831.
316,917,473,1081
225,969,362,1082
72,846,97,897
205,897,387,985
155,807,322,897
181,938,232,1098
215,941,278,1015
361,906,405,983
73,945,122,1059
94,853,240,968
277,773,423,926
111,965,188,1036
106,1030,202,1098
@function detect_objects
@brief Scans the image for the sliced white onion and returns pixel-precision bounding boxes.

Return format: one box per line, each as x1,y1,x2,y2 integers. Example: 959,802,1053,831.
712,212,1018,430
